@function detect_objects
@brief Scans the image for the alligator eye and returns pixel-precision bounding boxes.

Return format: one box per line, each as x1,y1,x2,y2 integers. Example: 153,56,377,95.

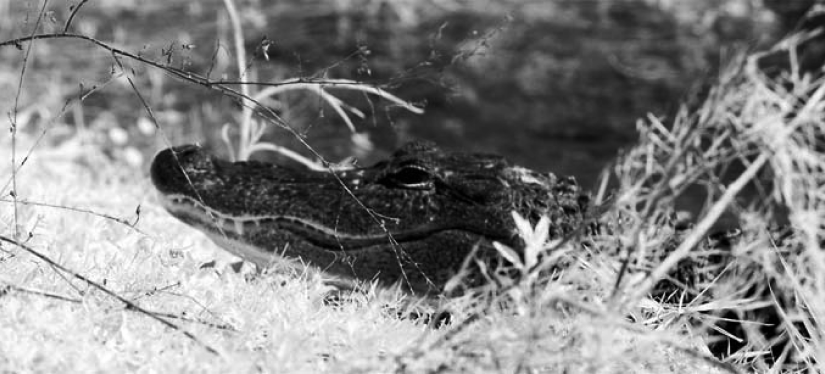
384,165,434,190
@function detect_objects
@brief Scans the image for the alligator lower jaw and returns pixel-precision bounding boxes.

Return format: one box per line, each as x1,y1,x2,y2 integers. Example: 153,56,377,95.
158,193,275,235
156,193,469,253
156,193,376,247
157,193,368,266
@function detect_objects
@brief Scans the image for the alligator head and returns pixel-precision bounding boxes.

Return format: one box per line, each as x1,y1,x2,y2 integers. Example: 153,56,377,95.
150,141,589,294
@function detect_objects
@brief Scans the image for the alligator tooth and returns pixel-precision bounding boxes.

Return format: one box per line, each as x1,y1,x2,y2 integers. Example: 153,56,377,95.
233,220,245,235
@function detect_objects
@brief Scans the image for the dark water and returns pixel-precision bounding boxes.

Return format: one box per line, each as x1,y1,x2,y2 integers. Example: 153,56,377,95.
5,0,806,220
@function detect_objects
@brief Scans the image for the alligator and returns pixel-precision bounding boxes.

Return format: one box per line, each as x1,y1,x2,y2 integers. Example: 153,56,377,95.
150,141,808,364
150,141,589,295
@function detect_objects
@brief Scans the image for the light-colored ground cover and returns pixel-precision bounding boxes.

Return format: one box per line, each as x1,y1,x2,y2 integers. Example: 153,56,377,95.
0,137,427,372
0,137,724,373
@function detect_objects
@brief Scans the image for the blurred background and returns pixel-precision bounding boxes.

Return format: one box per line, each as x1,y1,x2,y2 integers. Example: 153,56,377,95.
0,0,817,189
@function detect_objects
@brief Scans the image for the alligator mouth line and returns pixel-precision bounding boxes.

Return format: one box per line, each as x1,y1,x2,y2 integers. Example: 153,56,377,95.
159,194,489,251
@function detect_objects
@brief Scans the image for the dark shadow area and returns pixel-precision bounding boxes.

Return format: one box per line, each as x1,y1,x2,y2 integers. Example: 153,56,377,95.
3,0,818,191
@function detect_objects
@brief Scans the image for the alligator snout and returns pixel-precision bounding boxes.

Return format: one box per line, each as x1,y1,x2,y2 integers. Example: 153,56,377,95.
150,144,212,195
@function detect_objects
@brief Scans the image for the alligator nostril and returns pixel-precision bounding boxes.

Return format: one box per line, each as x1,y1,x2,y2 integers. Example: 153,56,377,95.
150,145,205,193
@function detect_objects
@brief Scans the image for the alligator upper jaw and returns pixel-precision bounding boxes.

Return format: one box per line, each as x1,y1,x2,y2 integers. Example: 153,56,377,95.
157,193,486,252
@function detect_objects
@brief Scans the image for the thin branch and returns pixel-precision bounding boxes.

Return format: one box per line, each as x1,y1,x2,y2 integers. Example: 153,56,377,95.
62,0,90,33
0,34,423,131
0,198,144,234
260,79,424,114
10,0,50,241
0,71,117,197
0,281,238,331
0,32,432,294
254,83,357,133
0,235,221,355
1,281,78,303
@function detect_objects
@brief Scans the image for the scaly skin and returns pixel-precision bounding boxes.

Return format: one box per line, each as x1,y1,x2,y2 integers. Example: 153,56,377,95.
150,141,589,295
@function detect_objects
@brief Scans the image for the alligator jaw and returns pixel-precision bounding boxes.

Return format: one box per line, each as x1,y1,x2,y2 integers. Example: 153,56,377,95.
158,193,375,267
158,192,476,254
157,191,498,293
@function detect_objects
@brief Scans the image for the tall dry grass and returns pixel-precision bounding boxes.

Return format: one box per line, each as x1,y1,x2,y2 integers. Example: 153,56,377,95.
455,34,825,372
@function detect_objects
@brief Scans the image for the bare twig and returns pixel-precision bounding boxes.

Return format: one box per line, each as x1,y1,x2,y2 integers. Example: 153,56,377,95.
0,198,144,234
0,30,431,308
10,0,50,241
0,71,116,196
0,235,221,355
0,281,237,331
0,281,78,303
62,0,90,33
263,78,424,115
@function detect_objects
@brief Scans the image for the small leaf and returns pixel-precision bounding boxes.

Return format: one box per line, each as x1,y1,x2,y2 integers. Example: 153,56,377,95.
533,215,551,245
511,211,533,239
523,245,538,271
493,241,523,269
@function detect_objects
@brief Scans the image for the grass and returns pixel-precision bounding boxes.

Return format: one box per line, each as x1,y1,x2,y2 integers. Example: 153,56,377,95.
0,134,720,373
0,135,725,373
2,1,824,373
1,134,445,371
0,138,427,372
